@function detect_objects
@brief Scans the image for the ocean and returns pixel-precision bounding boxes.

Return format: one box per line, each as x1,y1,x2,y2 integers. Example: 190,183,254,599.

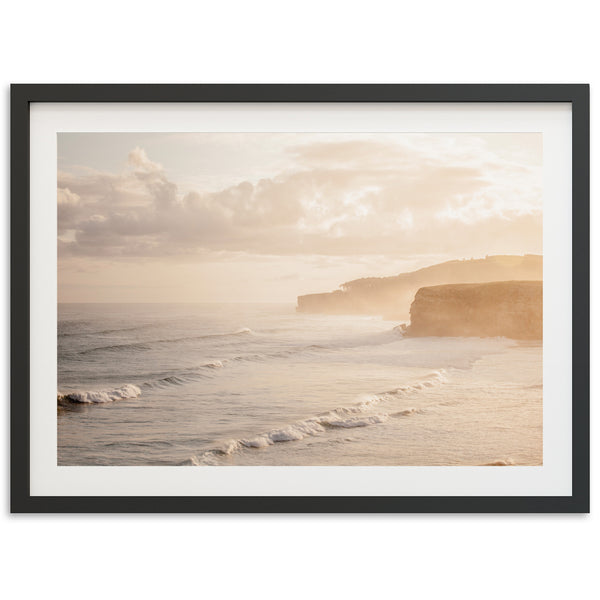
57,303,543,466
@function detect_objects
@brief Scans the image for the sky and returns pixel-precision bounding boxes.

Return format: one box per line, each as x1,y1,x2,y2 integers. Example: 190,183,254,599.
57,132,543,303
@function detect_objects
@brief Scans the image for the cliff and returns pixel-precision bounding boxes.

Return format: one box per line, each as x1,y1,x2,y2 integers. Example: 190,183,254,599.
406,280,542,339
296,254,542,319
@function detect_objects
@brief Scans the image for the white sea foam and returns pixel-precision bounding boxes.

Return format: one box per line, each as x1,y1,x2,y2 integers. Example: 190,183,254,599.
58,383,142,404
234,327,253,335
197,412,391,462
203,360,224,368
343,370,447,413
187,369,447,464
321,413,389,428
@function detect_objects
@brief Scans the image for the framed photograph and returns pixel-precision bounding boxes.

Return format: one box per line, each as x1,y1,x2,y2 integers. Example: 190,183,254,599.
11,84,589,513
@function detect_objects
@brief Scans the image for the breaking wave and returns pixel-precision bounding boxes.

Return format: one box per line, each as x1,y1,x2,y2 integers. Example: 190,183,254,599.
183,370,446,465
58,383,142,404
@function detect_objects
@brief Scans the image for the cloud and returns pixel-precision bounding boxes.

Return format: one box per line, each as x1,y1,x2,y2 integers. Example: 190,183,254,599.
57,137,542,261
128,146,163,172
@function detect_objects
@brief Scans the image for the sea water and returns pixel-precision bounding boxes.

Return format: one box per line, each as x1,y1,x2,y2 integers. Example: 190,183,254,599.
57,303,542,466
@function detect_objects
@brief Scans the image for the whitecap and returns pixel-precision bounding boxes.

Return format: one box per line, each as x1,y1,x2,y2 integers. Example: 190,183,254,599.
58,383,142,404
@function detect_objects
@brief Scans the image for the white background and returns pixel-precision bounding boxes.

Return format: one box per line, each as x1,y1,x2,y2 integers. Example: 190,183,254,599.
1,1,597,599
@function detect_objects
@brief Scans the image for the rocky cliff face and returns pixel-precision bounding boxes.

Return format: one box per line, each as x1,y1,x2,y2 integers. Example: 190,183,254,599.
407,281,542,340
297,254,542,320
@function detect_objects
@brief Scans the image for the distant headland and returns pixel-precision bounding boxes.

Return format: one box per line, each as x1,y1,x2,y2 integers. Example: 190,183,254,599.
297,254,542,320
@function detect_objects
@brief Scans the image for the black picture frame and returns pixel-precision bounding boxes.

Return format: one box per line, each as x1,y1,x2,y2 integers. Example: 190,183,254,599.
11,84,590,513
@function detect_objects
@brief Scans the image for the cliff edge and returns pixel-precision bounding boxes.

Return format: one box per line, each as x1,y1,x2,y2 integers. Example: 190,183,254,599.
406,280,542,340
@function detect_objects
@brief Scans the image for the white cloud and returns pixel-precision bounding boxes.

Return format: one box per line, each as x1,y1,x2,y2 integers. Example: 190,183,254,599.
57,187,80,205
57,136,542,261
128,146,163,172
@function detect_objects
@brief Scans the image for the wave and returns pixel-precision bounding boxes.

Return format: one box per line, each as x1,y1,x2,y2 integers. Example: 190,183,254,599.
58,324,154,338
184,370,446,465
482,459,516,466
142,361,225,389
79,342,154,355
145,375,191,389
318,328,405,350
75,325,406,358
92,335,397,388
77,328,255,356
391,407,425,417
223,330,403,364
184,413,390,465
62,331,449,403
58,383,142,404
203,360,224,368
60,361,227,402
